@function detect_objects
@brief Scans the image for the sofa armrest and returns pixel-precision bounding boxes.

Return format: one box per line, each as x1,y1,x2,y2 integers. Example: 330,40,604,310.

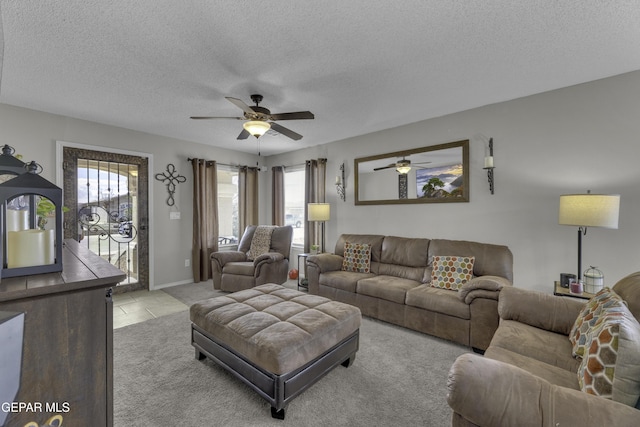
498,286,585,335
306,253,343,294
254,252,285,266
210,251,248,269
447,353,640,427
306,253,343,273
458,275,511,304
253,252,287,285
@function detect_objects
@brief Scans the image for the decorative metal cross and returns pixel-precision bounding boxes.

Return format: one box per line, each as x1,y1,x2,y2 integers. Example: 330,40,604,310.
155,163,186,206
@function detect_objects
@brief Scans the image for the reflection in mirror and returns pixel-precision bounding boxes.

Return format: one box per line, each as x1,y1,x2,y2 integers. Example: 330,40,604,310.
355,140,469,205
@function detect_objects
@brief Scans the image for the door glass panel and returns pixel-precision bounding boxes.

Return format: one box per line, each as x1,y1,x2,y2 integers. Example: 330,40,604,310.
76,159,139,285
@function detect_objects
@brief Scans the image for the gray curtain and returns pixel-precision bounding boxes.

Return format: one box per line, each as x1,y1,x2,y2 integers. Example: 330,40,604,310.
304,158,327,252
272,166,285,226
191,159,218,283
239,166,259,233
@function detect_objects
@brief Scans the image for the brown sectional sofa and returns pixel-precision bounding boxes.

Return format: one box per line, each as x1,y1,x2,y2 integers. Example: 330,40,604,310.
447,272,640,426
306,234,513,351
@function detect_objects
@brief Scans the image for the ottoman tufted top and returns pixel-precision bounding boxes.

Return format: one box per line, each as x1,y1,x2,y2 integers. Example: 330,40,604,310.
190,284,361,375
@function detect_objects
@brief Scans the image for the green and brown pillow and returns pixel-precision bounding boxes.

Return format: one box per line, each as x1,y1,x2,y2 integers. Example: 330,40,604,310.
430,256,475,291
341,241,372,273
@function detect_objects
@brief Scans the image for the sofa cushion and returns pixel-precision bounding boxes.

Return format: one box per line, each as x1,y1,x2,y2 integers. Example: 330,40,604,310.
430,255,475,290
334,234,384,264
356,275,421,304
378,263,426,283
490,319,581,372
570,287,628,358
576,306,640,407
485,346,580,390
341,241,372,273
223,261,255,276
319,270,374,293
380,236,430,268
405,285,470,320
429,239,513,282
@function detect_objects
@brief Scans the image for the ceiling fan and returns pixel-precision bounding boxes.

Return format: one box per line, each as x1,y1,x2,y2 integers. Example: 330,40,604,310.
373,157,431,174
190,94,314,141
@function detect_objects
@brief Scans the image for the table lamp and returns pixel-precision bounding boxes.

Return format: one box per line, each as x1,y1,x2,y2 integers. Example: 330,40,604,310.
559,191,620,280
308,203,330,253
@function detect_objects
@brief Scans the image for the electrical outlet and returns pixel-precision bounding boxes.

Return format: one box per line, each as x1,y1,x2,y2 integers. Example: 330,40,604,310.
170,211,181,220
185,259,190,267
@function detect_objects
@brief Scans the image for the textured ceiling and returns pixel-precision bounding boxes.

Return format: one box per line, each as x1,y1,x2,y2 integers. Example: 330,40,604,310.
1,1,639,156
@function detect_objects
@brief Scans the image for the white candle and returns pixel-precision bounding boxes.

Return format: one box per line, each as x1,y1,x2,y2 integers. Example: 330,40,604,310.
484,156,494,168
335,176,341,185
43,229,56,265
8,229,47,268
6,209,29,232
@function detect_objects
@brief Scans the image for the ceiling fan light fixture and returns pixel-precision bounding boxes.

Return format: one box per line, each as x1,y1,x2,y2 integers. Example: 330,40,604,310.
243,120,271,138
396,159,411,174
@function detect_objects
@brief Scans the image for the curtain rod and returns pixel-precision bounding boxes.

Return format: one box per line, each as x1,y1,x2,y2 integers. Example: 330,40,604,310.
188,158,305,171
187,158,236,168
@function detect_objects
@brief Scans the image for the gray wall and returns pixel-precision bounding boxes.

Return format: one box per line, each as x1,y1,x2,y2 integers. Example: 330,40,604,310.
0,103,257,289
1,70,639,292
266,70,640,293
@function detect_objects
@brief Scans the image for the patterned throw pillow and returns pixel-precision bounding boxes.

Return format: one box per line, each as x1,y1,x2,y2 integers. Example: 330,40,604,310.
341,242,372,273
576,308,640,406
569,287,627,358
430,256,475,291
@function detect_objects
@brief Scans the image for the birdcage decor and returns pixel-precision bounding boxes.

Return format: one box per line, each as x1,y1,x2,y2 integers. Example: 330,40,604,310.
583,266,604,294
0,160,63,278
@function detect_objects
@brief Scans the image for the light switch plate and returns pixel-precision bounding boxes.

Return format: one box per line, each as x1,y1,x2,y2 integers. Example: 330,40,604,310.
170,212,181,220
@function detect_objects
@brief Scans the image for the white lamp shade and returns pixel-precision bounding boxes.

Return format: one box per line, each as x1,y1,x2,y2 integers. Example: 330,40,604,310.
243,120,271,137
308,203,330,222
559,194,620,229
396,165,411,174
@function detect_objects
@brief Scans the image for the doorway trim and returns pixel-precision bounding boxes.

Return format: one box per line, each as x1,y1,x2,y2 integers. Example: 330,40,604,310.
56,140,155,290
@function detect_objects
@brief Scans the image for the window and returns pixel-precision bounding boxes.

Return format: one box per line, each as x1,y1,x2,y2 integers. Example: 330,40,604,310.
217,167,239,246
284,168,305,246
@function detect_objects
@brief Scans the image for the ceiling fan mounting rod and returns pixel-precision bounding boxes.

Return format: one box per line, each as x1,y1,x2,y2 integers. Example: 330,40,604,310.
250,94,263,106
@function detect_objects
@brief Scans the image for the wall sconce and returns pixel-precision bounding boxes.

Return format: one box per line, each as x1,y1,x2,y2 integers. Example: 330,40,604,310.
335,163,346,202
483,137,495,195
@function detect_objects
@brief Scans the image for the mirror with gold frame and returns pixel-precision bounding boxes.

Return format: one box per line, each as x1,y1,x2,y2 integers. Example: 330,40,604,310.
354,139,469,205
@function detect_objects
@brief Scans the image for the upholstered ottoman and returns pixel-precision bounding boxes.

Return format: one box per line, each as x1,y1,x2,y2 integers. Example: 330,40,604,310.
190,283,361,419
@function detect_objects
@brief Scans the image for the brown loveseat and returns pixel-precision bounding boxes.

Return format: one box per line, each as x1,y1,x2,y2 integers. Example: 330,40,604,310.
306,234,513,351
210,225,293,292
447,272,640,426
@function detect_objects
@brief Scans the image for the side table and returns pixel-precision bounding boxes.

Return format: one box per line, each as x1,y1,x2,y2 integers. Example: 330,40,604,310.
297,252,324,290
297,253,311,290
553,281,595,300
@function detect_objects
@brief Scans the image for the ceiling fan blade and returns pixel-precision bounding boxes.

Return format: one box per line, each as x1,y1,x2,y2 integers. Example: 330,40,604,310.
226,97,256,115
269,111,315,121
373,164,395,171
190,116,244,120
237,129,250,140
270,122,303,140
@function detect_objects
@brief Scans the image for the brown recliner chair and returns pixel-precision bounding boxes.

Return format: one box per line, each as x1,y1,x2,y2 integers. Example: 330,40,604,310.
210,225,293,292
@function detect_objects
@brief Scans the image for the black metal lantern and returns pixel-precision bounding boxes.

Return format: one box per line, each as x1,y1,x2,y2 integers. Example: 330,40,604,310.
0,161,63,277
0,145,27,182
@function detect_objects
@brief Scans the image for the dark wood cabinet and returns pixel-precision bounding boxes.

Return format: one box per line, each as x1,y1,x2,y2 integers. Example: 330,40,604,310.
0,239,125,427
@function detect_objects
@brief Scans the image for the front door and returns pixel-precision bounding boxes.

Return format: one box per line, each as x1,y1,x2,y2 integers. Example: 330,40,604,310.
62,146,149,293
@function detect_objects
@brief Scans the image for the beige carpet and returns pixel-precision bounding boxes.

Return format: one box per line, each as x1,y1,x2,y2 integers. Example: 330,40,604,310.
114,283,469,426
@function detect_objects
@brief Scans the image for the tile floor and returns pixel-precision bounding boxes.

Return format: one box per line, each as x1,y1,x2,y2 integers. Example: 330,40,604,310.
112,289,189,329
112,279,302,329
